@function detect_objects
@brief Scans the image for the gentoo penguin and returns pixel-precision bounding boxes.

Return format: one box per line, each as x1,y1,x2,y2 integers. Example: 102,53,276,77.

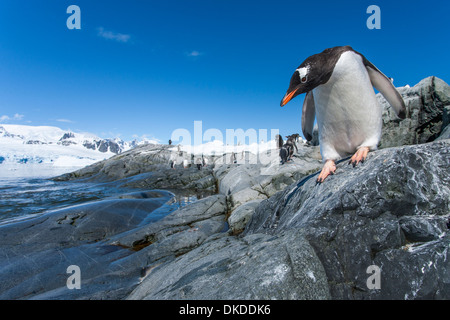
195,157,202,170
286,135,298,154
290,133,301,144
280,46,406,183
276,134,284,149
279,135,297,164
279,143,290,165
231,152,237,164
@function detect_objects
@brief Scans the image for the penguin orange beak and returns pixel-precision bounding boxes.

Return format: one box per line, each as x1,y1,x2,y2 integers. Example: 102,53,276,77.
280,88,299,107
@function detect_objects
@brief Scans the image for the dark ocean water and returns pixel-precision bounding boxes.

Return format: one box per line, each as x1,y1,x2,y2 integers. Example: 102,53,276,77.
0,175,204,226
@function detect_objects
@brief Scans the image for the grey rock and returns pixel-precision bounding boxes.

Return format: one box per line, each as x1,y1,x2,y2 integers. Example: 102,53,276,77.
60,132,75,140
2,76,448,300
121,166,217,191
111,194,228,250
53,144,173,181
379,76,450,148
79,138,125,154
218,164,259,195
217,145,322,212
245,140,450,299
399,216,447,242
228,199,263,235
437,124,450,140
442,105,450,130
371,237,450,299
0,192,227,300
436,105,450,140
127,230,330,300
53,145,219,193
0,190,173,299
55,160,217,197
0,190,172,253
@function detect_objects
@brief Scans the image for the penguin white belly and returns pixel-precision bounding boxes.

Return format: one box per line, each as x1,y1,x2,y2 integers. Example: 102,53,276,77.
313,51,382,161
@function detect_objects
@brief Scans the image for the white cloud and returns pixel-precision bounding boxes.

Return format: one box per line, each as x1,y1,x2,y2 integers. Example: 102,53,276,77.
186,50,203,57
97,27,131,43
0,115,10,122
132,134,161,144
56,119,74,123
0,114,24,123
101,131,123,139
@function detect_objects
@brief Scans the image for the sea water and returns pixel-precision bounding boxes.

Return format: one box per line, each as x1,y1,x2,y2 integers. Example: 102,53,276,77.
0,173,204,226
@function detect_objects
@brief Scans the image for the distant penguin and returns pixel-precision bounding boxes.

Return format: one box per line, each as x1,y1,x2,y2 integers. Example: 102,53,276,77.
169,153,176,169
195,157,202,170
279,135,296,164
276,134,284,149
231,152,237,164
280,46,406,183
279,145,289,165
286,135,298,155
291,133,300,144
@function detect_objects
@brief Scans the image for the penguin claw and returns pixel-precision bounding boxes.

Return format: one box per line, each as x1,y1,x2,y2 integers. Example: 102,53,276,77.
316,160,336,183
350,147,370,167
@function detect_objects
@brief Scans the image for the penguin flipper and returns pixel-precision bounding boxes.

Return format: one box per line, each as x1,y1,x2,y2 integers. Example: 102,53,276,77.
362,59,406,119
301,91,316,141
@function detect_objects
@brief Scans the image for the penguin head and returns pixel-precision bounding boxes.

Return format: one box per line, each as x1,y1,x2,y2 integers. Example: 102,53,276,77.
281,46,356,107
280,63,319,107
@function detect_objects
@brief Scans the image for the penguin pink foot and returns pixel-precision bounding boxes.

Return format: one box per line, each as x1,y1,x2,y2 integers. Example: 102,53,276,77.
349,146,370,167
317,160,336,183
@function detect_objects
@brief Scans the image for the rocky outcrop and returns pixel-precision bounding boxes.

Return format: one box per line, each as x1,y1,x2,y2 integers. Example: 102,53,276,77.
53,76,449,193
53,144,172,181
379,76,450,148
124,140,449,300
0,192,228,299
53,144,219,190
126,77,450,300
60,132,75,140
215,145,322,212
0,76,448,300
437,105,450,140
244,140,450,299
227,199,263,235
127,230,330,300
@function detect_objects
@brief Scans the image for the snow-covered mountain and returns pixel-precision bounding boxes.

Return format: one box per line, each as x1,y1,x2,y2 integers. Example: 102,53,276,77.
0,124,158,177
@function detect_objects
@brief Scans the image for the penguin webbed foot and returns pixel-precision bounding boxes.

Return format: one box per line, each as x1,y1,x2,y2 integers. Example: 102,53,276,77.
316,160,336,184
348,147,370,167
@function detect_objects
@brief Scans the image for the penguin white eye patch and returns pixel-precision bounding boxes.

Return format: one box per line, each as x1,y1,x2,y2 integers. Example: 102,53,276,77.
296,67,309,83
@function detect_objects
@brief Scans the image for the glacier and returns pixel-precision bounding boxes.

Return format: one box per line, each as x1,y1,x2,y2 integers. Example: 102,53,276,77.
0,124,154,178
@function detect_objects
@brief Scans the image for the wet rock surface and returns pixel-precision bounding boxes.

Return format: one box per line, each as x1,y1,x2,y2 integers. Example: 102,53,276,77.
244,140,450,299
127,230,330,300
0,192,227,299
0,77,449,300
379,76,450,148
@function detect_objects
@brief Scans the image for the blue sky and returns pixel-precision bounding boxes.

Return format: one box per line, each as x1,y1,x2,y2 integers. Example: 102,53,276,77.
0,0,448,144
